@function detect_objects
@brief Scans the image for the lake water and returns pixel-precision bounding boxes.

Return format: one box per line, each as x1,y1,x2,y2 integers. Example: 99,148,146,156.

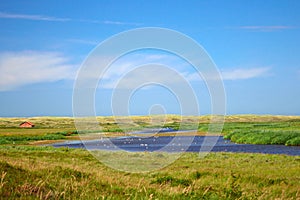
51,136,300,156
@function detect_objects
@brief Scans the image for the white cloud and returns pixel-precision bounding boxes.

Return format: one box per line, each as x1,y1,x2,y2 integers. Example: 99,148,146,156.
100,65,188,89
237,26,296,32
95,51,272,89
102,20,142,26
78,19,142,26
67,38,99,45
0,11,141,26
162,67,271,83
97,53,186,89
100,66,271,89
0,51,76,91
221,67,271,80
0,11,70,22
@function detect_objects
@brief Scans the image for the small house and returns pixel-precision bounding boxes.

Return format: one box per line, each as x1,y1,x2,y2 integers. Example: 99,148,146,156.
19,121,35,128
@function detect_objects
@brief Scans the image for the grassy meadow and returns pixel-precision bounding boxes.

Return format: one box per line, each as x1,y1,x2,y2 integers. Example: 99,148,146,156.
1,146,300,199
0,115,300,199
0,115,300,145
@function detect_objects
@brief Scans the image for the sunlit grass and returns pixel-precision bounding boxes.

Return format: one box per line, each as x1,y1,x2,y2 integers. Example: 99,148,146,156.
1,115,300,145
0,115,300,199
223,122,300,146
0,146,299,199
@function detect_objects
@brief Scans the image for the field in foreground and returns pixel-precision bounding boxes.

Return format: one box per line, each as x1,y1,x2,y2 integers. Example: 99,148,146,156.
0,146,299,199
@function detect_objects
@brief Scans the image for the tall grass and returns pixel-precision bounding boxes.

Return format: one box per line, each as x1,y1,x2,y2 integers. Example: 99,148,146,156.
223,122,300,146
0,146,299,199
0,115,300,199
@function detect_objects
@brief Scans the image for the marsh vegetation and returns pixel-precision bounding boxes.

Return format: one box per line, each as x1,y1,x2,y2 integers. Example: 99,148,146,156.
0,115,299,199
0,146,299,199
0,115,299,145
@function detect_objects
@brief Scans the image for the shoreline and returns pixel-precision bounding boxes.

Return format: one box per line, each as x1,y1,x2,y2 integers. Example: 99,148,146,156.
29,131,222,145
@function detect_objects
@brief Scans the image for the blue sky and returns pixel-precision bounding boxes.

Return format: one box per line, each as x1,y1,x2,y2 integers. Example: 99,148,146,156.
0,0,300,116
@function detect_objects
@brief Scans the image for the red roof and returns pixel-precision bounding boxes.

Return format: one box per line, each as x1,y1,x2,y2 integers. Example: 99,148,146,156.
19,121,35,127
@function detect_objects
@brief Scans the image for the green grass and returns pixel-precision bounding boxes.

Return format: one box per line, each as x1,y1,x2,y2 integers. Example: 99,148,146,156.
0,146,299,199
0,131,78,145
223,122,300,146
1,115,300,145
0,115,300,199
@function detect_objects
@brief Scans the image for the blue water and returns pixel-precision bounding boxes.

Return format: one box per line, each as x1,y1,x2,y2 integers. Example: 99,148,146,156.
51,136,300,156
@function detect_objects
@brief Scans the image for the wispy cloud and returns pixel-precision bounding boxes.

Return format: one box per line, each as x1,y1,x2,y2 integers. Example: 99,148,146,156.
0,11,142,26
101,66,182,89
67,38,99,45
95,53,190,89
78,19,142,26
0,11,70,22
0,51,77,91
94,52,271,89
102,20,142,26
100,66,271,89
221,67,271,80
174,67,271,82
236,25,296,32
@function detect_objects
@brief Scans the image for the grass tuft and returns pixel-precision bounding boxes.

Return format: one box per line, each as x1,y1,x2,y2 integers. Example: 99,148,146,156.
151,175,192,187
